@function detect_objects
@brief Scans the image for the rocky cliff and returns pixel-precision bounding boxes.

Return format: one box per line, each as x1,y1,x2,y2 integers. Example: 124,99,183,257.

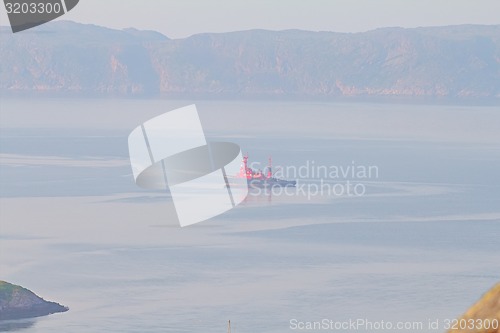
1,21,499,100
449,283,500,333
0,281,68,320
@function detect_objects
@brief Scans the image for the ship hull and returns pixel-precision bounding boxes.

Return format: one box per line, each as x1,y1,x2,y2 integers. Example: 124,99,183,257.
248,178,296,188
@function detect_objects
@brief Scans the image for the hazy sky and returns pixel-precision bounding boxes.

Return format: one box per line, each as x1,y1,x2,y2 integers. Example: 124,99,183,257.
1,0,500,38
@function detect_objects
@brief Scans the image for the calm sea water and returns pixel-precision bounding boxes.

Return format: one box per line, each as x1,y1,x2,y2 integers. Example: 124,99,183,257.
0,99,499,332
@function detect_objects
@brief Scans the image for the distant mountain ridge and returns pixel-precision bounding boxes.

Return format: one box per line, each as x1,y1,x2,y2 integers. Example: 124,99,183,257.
0,21,499,101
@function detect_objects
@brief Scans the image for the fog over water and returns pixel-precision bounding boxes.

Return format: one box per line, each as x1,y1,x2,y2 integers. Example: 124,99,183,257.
1,99,499,332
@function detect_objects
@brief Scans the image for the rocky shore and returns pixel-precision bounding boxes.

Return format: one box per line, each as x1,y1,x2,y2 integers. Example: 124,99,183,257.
0,281,68,321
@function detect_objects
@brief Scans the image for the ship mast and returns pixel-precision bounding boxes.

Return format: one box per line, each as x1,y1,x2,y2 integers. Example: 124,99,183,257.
228,320,231,333
267,156,273,179
243,154,248,170
241,154,250,179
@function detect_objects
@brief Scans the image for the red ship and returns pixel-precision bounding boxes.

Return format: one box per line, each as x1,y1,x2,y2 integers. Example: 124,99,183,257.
238,155,296,188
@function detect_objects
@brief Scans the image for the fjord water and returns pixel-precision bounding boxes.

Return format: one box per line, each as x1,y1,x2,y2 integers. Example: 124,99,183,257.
0,99,499,333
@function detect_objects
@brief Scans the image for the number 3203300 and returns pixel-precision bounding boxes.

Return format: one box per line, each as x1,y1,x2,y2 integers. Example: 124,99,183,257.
444,318,499,330
5,2,62,14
